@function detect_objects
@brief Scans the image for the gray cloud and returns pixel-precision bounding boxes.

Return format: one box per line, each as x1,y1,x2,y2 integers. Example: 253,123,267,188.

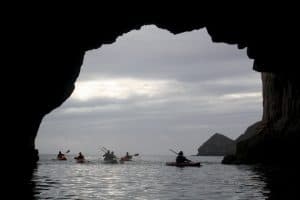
80,26,253,82
37,25,262,155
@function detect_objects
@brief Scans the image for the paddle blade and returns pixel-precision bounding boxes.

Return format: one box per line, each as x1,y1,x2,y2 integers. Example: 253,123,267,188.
169,149,178,155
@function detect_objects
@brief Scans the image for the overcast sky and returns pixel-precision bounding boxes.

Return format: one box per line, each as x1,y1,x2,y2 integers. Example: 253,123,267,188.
37,25,262,156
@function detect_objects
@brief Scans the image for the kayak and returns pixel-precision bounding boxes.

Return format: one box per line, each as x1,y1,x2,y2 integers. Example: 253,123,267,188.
103,159,118,164
57,156,67,161
120,156,132,161
74,157,87,163
166,162,201,167
75,158,87,163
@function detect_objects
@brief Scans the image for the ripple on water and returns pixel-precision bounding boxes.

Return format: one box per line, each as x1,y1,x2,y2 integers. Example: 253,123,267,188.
33,155,269,199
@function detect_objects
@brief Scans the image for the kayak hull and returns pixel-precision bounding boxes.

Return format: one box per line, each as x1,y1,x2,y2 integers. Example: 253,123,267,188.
120,156,132,161
57,157,67,161
103,159,118,164
76,159,87,163
166,162,201,167
74,157,87,163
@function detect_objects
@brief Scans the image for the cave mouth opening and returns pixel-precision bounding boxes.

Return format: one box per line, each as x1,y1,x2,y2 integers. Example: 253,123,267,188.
37,25,262,156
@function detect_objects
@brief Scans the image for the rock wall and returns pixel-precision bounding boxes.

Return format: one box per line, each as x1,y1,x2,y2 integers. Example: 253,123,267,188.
223,72,300,164
3,7,300,198
261,73,300,135
4,7,299,170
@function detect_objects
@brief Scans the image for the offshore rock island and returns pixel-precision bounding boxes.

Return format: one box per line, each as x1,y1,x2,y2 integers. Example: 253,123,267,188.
197,133,235,156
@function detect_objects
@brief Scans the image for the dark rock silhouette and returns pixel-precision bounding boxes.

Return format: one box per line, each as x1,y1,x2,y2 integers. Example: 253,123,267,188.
221,121,261,163
235,121,262,143
223,72,300,164
4,6,300,198
197,133,235,156
6,9,298,168
7,7,299,167
198,122,273,158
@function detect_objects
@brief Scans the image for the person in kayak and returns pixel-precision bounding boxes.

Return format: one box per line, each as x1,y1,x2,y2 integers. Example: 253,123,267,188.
57,151,65,159
176,151,191,163
103,150,110,159
124,152,131,159
75,152,85,160
120,152,131,161
103,150,112,161
111,151,117,160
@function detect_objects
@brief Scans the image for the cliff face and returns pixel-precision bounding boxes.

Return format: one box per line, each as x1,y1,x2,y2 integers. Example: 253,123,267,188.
235,121,262,143
198,133,235,156
261,73,300,136
223,73,300,164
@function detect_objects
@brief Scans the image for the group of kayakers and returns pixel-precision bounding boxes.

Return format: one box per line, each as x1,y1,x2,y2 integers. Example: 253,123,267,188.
56,149,199,166
56,149,136,164
102,149,137,163
56,150,85,162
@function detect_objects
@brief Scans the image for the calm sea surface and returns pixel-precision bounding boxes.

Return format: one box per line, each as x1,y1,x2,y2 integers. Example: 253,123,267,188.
32,154,269,199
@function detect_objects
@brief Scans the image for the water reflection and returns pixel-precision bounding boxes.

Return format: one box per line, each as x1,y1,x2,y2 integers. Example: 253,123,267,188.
8,163,38,199
24,155,299,199
252,165,300,199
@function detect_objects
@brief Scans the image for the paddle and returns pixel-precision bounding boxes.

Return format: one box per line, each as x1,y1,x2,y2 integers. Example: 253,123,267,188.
101,147,113,156
100,148,107,154
169,149,178,155
125,153,139,157
100,147,113,158
102,147,109,152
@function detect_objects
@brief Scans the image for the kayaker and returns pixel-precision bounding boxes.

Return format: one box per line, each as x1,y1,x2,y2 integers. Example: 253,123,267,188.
103,150,110,156
176,151,191,163
124,152,131,159
111,151,117,160
57,151,65,159
120,152,131,161
103,150,111,161
75,152,85,160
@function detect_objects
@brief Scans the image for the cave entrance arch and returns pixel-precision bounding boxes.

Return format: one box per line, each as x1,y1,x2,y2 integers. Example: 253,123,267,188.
37,25,262,155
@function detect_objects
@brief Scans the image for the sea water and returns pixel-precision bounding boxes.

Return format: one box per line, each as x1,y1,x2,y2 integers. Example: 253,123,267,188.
32,155,269,199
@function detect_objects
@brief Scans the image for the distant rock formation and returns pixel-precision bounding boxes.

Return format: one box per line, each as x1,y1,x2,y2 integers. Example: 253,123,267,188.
197,133,235,156
198,122,262,157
